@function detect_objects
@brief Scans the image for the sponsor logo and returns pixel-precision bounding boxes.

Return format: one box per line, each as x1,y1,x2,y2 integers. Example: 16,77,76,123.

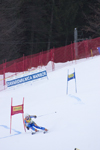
13,106,22,111
68,73,74,78
6,70,47,87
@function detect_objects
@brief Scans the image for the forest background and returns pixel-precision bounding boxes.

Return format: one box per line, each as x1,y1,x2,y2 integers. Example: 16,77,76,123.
0,0,100,64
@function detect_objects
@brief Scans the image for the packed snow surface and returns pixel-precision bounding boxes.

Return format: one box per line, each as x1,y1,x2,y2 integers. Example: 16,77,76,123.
0,56,100,150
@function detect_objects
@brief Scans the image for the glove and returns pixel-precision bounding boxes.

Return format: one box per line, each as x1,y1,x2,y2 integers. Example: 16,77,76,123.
34,115,37,118
26,127,29,130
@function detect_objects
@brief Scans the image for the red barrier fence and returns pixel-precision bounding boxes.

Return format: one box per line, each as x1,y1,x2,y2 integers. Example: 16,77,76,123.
0,37,100,91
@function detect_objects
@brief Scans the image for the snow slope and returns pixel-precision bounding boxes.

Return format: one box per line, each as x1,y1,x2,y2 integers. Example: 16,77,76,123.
0,56,100,150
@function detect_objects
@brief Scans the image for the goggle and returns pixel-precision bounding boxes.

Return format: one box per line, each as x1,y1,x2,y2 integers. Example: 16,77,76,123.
26,116,30,120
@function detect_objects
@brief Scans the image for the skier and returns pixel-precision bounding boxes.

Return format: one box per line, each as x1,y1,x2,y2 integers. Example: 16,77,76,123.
24,114,48,134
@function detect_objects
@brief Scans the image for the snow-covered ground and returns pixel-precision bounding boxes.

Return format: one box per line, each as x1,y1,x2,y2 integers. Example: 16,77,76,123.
0,56,100,150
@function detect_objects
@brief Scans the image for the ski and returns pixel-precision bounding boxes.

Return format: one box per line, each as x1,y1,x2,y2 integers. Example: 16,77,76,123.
31,130,48,135
43,130,48,134
31,132,36,135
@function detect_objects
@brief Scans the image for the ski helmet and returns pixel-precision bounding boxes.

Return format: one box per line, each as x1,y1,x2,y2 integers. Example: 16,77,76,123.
25,113,29,118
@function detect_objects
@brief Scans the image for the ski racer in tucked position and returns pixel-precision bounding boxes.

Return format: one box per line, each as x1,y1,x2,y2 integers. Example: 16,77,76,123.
24,114,48,134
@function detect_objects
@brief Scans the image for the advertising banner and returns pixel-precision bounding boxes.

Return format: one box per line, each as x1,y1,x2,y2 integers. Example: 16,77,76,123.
6,70,47,87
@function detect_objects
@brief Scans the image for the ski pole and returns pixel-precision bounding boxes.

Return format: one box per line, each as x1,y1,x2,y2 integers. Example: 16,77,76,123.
38,111,57,117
